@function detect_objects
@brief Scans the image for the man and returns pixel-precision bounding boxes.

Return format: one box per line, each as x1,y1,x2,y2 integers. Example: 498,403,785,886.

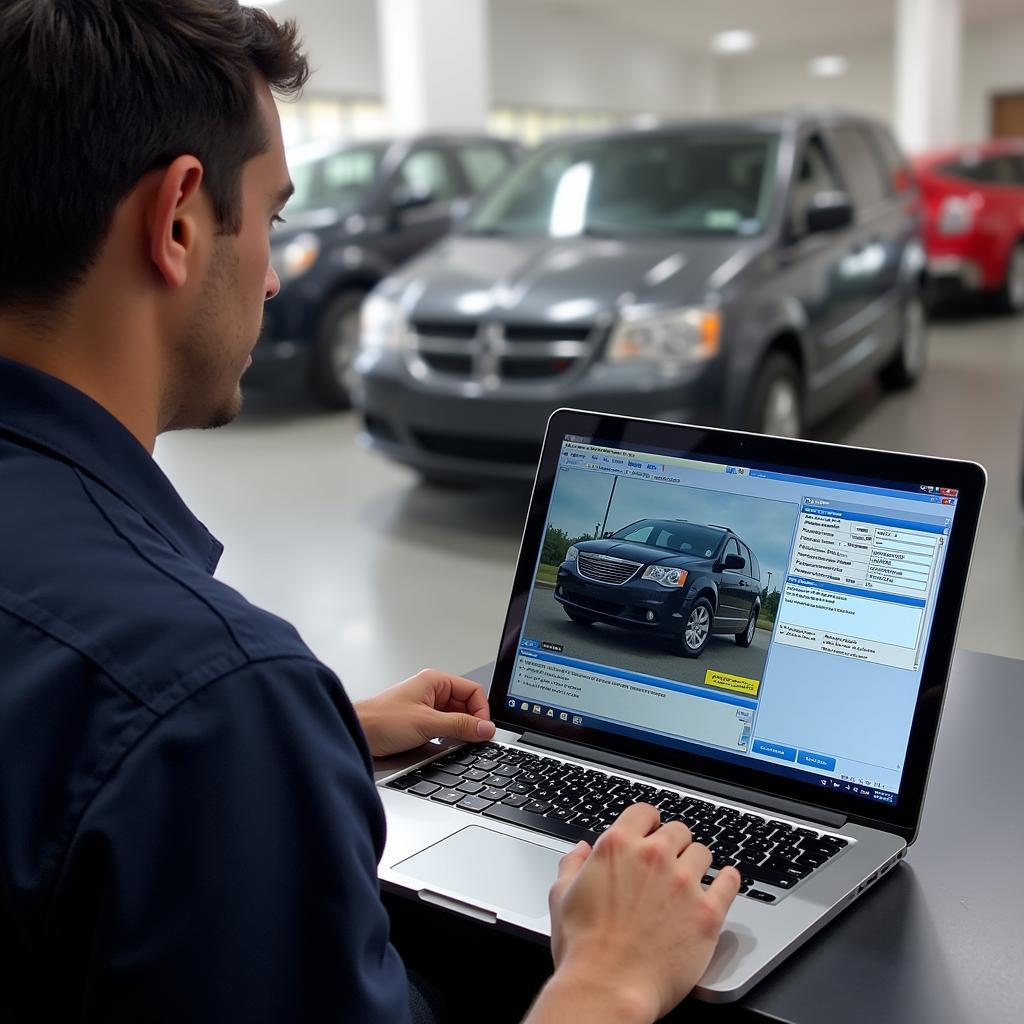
0,3,739,1022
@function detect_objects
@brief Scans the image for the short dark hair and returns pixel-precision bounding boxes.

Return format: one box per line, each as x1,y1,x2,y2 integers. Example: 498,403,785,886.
0,0,309,311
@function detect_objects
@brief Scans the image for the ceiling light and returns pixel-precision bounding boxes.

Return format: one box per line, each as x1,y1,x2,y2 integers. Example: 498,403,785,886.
711,30,757,55
810,55,849,78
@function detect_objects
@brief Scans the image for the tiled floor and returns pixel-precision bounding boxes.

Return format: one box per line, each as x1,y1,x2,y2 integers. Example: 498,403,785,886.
155,307,1024,702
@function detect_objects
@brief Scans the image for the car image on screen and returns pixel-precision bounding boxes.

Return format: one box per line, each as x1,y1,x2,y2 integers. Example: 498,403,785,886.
554,518,762,658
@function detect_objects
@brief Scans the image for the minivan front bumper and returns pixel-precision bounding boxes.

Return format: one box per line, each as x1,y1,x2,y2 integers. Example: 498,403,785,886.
353,351,724,481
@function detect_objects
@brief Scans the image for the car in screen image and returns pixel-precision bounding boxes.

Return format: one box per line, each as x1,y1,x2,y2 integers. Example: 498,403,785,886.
554,518,762,657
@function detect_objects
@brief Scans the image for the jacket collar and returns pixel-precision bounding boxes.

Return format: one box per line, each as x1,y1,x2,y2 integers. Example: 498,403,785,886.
0,357,223,573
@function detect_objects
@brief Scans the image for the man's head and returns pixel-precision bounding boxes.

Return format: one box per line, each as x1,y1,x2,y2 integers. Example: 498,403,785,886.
0,0,308,437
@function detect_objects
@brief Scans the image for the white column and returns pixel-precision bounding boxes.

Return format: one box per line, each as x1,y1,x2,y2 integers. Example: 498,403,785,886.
894,0,962,153
377,0,490,134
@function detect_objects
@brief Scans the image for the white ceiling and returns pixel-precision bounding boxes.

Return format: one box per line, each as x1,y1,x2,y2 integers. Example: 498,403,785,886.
529,0,1024,56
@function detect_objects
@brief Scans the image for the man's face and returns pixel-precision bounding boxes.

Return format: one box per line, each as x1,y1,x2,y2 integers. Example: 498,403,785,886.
167,80,290,431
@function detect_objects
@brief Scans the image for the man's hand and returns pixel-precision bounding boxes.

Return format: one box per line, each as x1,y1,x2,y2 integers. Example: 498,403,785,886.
353,669,496,758
526,803,741,1024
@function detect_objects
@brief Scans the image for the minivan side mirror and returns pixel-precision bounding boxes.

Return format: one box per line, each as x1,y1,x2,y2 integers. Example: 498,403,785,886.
391,183,435,215
804,191,854,234
721,553,745,571
602,531,613,538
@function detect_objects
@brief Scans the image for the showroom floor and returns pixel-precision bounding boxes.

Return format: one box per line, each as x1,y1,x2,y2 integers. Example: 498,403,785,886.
155,306,1024,702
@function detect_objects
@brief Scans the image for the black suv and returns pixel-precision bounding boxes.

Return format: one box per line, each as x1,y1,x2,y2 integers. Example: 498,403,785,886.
354,113,927,481
252,134,521,406
554,519,761,657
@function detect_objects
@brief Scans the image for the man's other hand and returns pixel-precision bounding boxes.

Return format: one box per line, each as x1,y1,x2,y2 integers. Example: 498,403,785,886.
354,669,496,758
527,803,741,1024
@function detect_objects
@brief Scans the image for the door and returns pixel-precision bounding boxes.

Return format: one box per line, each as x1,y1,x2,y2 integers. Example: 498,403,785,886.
378,146,463,264
776,132,859,397
992,93,1024,138
715,538,751,632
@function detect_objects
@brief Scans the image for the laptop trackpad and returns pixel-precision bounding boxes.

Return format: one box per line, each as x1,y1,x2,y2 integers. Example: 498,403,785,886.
393,825,563,921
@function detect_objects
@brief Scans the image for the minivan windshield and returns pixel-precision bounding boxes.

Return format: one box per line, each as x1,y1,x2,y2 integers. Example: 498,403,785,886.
285,144,387,215
467,131,779,238
611,520,726,558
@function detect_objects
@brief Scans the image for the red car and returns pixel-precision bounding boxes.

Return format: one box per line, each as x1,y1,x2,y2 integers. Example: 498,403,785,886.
914,140,1024,312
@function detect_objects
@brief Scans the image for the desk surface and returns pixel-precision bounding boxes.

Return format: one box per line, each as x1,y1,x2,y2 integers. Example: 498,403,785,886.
450,649,1022,1023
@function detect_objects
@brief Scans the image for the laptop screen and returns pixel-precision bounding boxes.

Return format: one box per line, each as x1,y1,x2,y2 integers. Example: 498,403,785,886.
501,426,969,813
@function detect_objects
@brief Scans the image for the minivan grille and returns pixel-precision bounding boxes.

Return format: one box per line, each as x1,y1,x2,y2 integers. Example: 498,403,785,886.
409,320,595,382
577,552,641,586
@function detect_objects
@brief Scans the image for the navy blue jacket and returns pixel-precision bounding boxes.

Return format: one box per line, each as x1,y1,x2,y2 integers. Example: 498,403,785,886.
0,358,411,1022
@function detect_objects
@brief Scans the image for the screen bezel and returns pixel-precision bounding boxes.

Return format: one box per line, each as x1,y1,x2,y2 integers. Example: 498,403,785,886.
488,409,986,842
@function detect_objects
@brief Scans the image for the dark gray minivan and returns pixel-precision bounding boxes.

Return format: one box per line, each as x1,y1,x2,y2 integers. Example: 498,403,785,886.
353,113,927,482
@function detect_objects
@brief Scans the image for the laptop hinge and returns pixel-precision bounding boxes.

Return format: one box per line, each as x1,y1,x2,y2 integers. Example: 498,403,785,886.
518,732,847,830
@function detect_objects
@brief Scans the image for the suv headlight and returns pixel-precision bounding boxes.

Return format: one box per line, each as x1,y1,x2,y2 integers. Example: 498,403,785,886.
358,293,410,361
565,545,579,562
642,565,689,588
270,232,320,283
606,306,721,365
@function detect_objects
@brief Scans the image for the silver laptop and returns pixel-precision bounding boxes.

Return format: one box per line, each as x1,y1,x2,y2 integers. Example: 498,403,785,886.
377,408,986,1001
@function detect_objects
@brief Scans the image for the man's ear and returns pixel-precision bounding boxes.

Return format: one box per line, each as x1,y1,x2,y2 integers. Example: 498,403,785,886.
148,155,206,290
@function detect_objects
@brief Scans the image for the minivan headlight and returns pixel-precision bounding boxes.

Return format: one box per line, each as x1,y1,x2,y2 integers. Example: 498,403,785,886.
565,545,579,562
358,293,410,360
270,232,320,283
606,306,721,364
642,565,689,588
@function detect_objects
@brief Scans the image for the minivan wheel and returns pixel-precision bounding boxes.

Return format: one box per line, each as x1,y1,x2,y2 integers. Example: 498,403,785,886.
565,609,595,627
309,289,367,409
880,293,928,389
679,598,713,658
735,607,757,648
749,352,803,438
995,242,1024,314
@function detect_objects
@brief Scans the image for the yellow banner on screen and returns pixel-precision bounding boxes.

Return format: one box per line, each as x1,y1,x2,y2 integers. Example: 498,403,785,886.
703,670,761,698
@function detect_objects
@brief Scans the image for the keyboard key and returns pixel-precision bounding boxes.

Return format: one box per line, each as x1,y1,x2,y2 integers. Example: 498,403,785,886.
494,764,521,778
502,793,530,808
484,774,508,788
525,800,552,814
733,861,798,889
505,781,533,795
457,795,495,813
746,889,777,903
432,788,465,805
387,775,416,790
435,762,467,777
482,802,600,845
457,780,484,795
408,781,440,797
421,769,462,788
480,787,508,802
474,759,498,772
460,768,489,782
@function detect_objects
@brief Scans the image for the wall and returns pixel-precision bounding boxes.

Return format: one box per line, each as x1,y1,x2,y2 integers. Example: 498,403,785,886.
488,0,717,118
718,11,1024,149
961,14,1024,142
275,0,381,96
717,41,894,126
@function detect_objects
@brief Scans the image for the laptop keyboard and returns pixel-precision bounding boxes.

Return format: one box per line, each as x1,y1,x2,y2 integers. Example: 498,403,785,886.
386,742,850,903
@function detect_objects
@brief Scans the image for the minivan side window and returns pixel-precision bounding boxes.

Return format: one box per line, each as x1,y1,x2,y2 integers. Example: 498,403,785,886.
789,134,842,236
458,144,514,193
827,126,889,209
394,149,460,203
724,538,744,567
741,542,760,580
870,126,914,196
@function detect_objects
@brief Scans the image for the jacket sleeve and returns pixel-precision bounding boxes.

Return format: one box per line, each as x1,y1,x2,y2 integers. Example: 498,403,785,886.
58,656,412,1024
